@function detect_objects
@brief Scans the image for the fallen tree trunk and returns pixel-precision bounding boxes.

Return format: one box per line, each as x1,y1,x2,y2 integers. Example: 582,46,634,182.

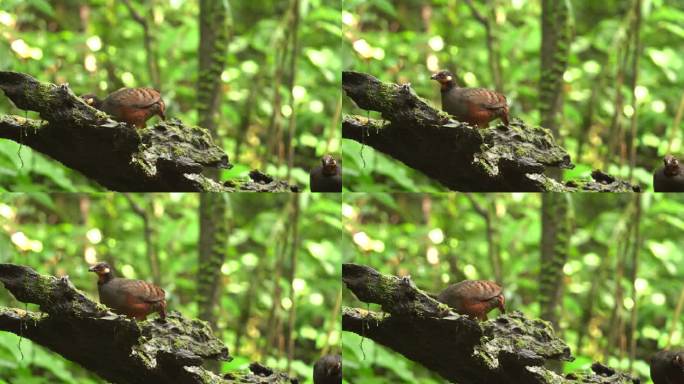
0,264,297,384
0,72,297,192
342,71,640,192
342,263,639,384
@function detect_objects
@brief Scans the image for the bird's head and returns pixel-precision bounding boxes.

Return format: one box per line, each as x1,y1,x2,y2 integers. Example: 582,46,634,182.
88,262,112,278
158,101,166,120
81,94,103,109
321,155,338,175
153,91,166,120
431,70,456,89
664,155,679,168
497,294,506,314
664,155,680,176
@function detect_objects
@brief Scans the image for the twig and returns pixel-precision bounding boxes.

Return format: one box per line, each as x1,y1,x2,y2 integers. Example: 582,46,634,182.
462,0,503,92
121,0,161,90
123,194,160,286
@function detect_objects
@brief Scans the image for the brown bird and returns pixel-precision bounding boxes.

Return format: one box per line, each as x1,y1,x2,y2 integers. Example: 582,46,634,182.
436,280,505,321
88,262,166,321
431,70,509,128
651,349,684,384
310,155,342,193
653,155,684,192
81,87,166,128
313,354,342,384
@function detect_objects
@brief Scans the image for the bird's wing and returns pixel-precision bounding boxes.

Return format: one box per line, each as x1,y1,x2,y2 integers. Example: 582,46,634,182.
116,279,165,304
131,88,162,108
460,88,507,110
456,280,502,302
109,88,161,109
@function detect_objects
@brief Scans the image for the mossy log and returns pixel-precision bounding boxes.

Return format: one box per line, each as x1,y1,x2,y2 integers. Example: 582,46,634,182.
0,264,297,384
0,72,297,192
342,71,640,192
342,263,639,384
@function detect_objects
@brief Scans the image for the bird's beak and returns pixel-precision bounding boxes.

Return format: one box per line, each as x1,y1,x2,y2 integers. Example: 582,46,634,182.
88,265,96,272
430,74,438,80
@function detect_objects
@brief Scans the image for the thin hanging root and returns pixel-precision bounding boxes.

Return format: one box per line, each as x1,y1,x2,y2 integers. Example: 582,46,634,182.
359,109,370,169
17,111,27,169
359,302,370,360
17,303,27,361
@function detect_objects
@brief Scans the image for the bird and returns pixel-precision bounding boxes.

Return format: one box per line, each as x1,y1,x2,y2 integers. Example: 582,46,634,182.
653,155,684,192
430,70,509,128
313,354,342,384
435,280,505,321
650,349,684,384
310,155,342,193
81,87,166,128
88,262,166,321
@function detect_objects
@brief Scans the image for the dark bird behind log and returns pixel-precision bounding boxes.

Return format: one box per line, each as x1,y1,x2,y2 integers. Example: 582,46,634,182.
651,349,684,384
88,262,166,321
431,70,509,128
436,280,505,321
81,87,166,128
653,155,684,192
310,155,342,192
313,354,342,384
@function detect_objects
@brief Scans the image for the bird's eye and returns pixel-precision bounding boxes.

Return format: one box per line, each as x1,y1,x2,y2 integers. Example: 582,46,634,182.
446,76,452,81
103,268,110,273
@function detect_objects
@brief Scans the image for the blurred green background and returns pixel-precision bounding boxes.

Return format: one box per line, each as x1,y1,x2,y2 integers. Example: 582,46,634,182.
341,193,684,383
0,0,341,191
342,0,684,191
0,193,341,383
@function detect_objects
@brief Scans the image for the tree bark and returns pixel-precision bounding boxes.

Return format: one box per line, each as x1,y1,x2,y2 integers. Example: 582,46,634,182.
0,264,296,384
539,0,572,180
198,0,232,180
539,194,571,373
627,0,643,181
198,194,229,331
342,71,640,192
539,194,571,330
0,72,297,192
286,195,300,372
342,263,639,384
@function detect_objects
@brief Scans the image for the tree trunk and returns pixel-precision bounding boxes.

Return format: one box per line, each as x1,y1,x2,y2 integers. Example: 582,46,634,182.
285,0,301,181
628,195,641,369
286,195,301,372
197,194,230,332
198,0,232,179
627,0,643,182
539,194,571,331
539,0,572,180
